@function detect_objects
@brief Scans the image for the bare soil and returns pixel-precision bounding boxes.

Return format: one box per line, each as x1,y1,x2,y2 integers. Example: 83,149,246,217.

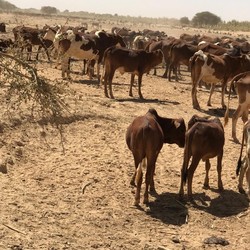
0,13,249,250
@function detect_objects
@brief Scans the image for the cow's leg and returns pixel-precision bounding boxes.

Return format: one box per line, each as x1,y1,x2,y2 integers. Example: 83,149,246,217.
36,45,42,60
232,105,244,142
186,156,200,200
191,80,201,109
103,69,109,97
162,60,169,78
207,84,215,106
137,74,144,99
134,162,143,206
129,74,135,97
43,45,51,62
108,70,115,99
149,153,159,193
217,151,224,191
242,109,248,124
61,56,70,79
238,156,246,194
203,160,211,189
27,45,32,61
245,165,250,199
143,157,156,204
221,82,227,109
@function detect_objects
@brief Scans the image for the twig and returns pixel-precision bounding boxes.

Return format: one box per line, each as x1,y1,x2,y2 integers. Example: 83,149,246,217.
81,179,98,194
2,223,27,235
174,198,187,208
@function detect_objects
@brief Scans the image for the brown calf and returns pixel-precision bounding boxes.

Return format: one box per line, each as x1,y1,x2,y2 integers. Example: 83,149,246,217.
126,108,186,205
179,115,225,200
102,46,163,99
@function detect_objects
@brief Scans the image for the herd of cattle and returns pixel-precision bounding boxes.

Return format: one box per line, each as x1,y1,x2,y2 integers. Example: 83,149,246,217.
0,21,250,205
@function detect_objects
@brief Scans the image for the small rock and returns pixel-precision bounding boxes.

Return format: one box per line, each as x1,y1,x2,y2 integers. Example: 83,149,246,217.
204,236,229,246
172,236,181,243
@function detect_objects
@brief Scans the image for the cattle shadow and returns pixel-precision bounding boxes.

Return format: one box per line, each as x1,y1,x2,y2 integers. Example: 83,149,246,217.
142,189,249,225
189,189,249,217
73,78,100,86
200,107,235,118
116,98,180,105
144,192,188,226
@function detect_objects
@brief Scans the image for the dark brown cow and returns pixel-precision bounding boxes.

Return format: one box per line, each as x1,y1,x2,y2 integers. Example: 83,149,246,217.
190,50,250,109
0,22,6,33
179,115,225,200
168,41,198,81
235,120,250,199
126,108,186,205
102,46,163,99
224,71,250,142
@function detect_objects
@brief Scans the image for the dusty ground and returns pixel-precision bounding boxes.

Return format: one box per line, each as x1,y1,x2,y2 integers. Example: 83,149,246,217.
0,13,249,250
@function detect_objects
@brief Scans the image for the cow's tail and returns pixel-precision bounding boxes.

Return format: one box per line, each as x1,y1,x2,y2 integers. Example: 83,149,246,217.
236,129,245,176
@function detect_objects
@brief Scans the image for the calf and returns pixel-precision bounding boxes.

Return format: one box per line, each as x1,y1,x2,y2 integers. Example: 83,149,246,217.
236,120,250,199
190,50,250,109
179,115,225,200
102,46,163,99
224,71,250,142
126,108,186,205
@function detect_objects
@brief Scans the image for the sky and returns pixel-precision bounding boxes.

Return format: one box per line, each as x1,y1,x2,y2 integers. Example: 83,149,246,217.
6,0,250,22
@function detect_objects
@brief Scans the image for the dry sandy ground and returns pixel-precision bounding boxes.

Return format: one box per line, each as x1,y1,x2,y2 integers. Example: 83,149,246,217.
0,13,249,250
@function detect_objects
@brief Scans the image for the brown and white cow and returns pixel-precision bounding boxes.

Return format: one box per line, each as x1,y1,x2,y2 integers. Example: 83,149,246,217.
102,46,163,99
58,30,126,81
236,120,250,199
190,50,250,109
224,71,250,142
179,115,225,200
126,108,186,205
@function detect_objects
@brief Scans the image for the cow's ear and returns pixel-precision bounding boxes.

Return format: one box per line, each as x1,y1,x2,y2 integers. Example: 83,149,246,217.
174,120,181,128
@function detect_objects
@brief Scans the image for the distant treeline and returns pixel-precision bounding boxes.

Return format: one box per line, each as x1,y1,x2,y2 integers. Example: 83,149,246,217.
1,0,250,32
0,0,18,10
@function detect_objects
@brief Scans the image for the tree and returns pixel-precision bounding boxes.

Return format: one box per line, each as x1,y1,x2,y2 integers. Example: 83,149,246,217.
0,0,17,10
41,6,58,15
180,17,190,25
192,11,222,27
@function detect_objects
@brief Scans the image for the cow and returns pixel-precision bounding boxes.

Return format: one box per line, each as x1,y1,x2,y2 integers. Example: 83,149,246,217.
224,71,250,142
126,108,186,205
102,46,163,99
190,50,250,109
236,120,250,199
0,22,6,33
168,41,198,81
58,30,126,81
12,25,51,61
179,115,225,200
